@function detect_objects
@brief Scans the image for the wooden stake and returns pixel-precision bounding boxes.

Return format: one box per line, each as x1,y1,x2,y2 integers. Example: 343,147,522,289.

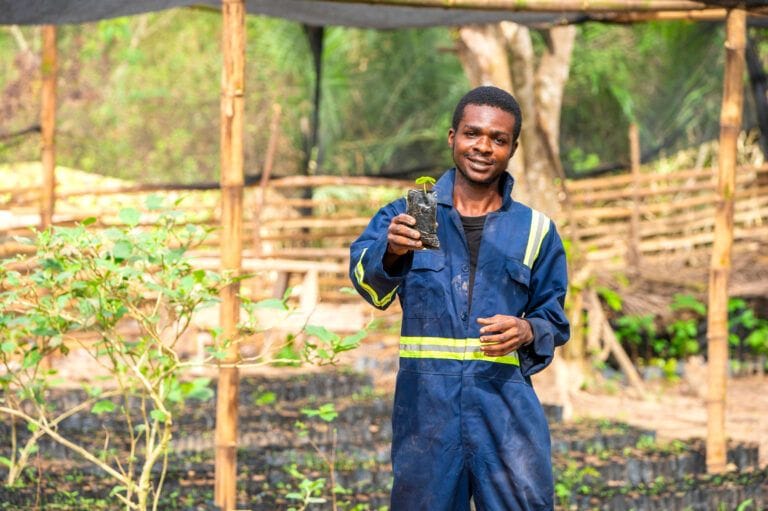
215,0,245,509
40,25,57,230
587,290,647,398
706,6,746,475
627,123,641,271
253,103,282,256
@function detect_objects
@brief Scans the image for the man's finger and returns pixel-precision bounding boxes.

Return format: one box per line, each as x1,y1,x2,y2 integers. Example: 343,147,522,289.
479,332,511,344
395,214,417,226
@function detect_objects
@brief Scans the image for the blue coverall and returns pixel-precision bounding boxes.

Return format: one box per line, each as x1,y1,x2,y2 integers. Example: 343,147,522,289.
350,169,570,510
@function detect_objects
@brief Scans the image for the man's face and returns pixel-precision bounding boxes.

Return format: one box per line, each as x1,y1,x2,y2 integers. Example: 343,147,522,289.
448,104,518,187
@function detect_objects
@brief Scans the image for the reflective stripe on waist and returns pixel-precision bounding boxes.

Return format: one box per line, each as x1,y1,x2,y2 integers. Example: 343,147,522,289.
399,336,520,366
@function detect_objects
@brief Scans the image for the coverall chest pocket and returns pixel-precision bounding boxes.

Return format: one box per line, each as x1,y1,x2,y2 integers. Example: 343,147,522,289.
403,251,446,319
503,258,532,313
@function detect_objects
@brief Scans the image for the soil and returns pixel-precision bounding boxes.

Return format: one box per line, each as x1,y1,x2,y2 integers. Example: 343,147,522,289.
3,308,767,509
347,321,768,466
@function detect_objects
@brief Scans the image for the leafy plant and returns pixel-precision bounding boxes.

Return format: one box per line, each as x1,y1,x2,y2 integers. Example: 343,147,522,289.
286,403,348,511
0,202,220,509
614,314,657,359
596,286,622,312
665,319,700,358
0,199,367,510
670,293,706,316
728,298,768,355
554,460,599,509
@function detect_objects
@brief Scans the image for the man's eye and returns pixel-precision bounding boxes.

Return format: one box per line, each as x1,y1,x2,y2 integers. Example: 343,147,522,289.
495,138,507,145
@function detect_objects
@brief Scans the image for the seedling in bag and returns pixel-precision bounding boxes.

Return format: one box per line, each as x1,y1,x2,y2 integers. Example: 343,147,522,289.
406,176,440,249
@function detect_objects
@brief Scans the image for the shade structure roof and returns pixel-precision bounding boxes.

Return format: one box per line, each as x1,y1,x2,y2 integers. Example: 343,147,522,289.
2,0,766,28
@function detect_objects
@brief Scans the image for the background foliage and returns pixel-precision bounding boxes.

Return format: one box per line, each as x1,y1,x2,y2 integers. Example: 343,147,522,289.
1,13,767,183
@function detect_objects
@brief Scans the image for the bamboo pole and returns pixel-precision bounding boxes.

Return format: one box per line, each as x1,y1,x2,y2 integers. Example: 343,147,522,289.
40,25,57,230
214,0,245,509
320,0,714,13
627,123,641,271
706,6,746,475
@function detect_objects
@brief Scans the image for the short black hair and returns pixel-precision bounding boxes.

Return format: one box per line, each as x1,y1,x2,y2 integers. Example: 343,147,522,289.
451,86,522,142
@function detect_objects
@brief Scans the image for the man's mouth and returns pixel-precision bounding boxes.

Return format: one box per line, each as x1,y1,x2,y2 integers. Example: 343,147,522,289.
466,157,493,170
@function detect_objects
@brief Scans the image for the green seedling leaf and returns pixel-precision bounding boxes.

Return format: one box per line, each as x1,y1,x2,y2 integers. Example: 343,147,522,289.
150,409,169,423
91,400,116,415
146,194,164,211
110,485,127,497
252,298,288,310
22,349,42,369
0,456,12,468
81,217,97,226
670,293,706,315
301,403,338,422
304,325,338,344
1,341,16,353
340,330,366,350
186,378,214,401
254,391,276,406
596,286,622,312
118,208,141,227
112,240,133,260
414,176,436,187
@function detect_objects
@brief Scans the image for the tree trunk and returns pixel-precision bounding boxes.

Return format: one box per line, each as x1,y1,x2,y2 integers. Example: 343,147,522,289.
456,23,575,219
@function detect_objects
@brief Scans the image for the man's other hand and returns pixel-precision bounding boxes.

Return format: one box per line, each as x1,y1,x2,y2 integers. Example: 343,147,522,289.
477,315,533,356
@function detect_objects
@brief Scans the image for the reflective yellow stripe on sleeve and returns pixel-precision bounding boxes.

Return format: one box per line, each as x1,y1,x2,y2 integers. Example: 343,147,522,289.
523,209,551,269
354,248,399,308
399,336,520,366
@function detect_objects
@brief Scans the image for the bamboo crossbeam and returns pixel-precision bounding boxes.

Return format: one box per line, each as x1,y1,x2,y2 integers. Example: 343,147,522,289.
565,164,768,192
269,174,411,188
571,181,715,203
276,197,386,208
318,0,712,13
569,172,765,203
191,256,347,274
596,7,768,22
260,216,371,229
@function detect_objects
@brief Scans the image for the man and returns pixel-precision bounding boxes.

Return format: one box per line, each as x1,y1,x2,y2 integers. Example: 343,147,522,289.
349,86,569,510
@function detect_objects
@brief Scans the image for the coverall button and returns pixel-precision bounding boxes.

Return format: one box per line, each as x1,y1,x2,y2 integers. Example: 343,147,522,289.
461,264,469,272
461,312,468,321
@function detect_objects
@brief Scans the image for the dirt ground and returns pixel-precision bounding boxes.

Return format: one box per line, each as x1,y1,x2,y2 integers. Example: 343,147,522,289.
534,367,768,467
349,325,768,467
49,304,768,468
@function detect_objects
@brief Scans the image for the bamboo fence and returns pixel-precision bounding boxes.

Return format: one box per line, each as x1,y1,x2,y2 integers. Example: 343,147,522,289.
2,166,767,301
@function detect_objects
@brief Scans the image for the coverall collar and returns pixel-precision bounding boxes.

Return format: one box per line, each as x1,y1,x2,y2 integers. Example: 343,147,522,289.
435,168,516,212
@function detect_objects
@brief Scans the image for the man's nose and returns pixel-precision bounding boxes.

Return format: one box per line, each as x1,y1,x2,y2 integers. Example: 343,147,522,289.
474,135,492,153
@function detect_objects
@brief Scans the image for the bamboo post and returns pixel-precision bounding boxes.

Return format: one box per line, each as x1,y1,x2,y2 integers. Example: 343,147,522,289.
214,0,245,509
40,25,57,230
627,123,641,271
706,6,746,475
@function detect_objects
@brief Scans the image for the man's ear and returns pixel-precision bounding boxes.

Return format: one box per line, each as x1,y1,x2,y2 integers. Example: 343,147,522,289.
509,140,519,159
447,128,455,147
